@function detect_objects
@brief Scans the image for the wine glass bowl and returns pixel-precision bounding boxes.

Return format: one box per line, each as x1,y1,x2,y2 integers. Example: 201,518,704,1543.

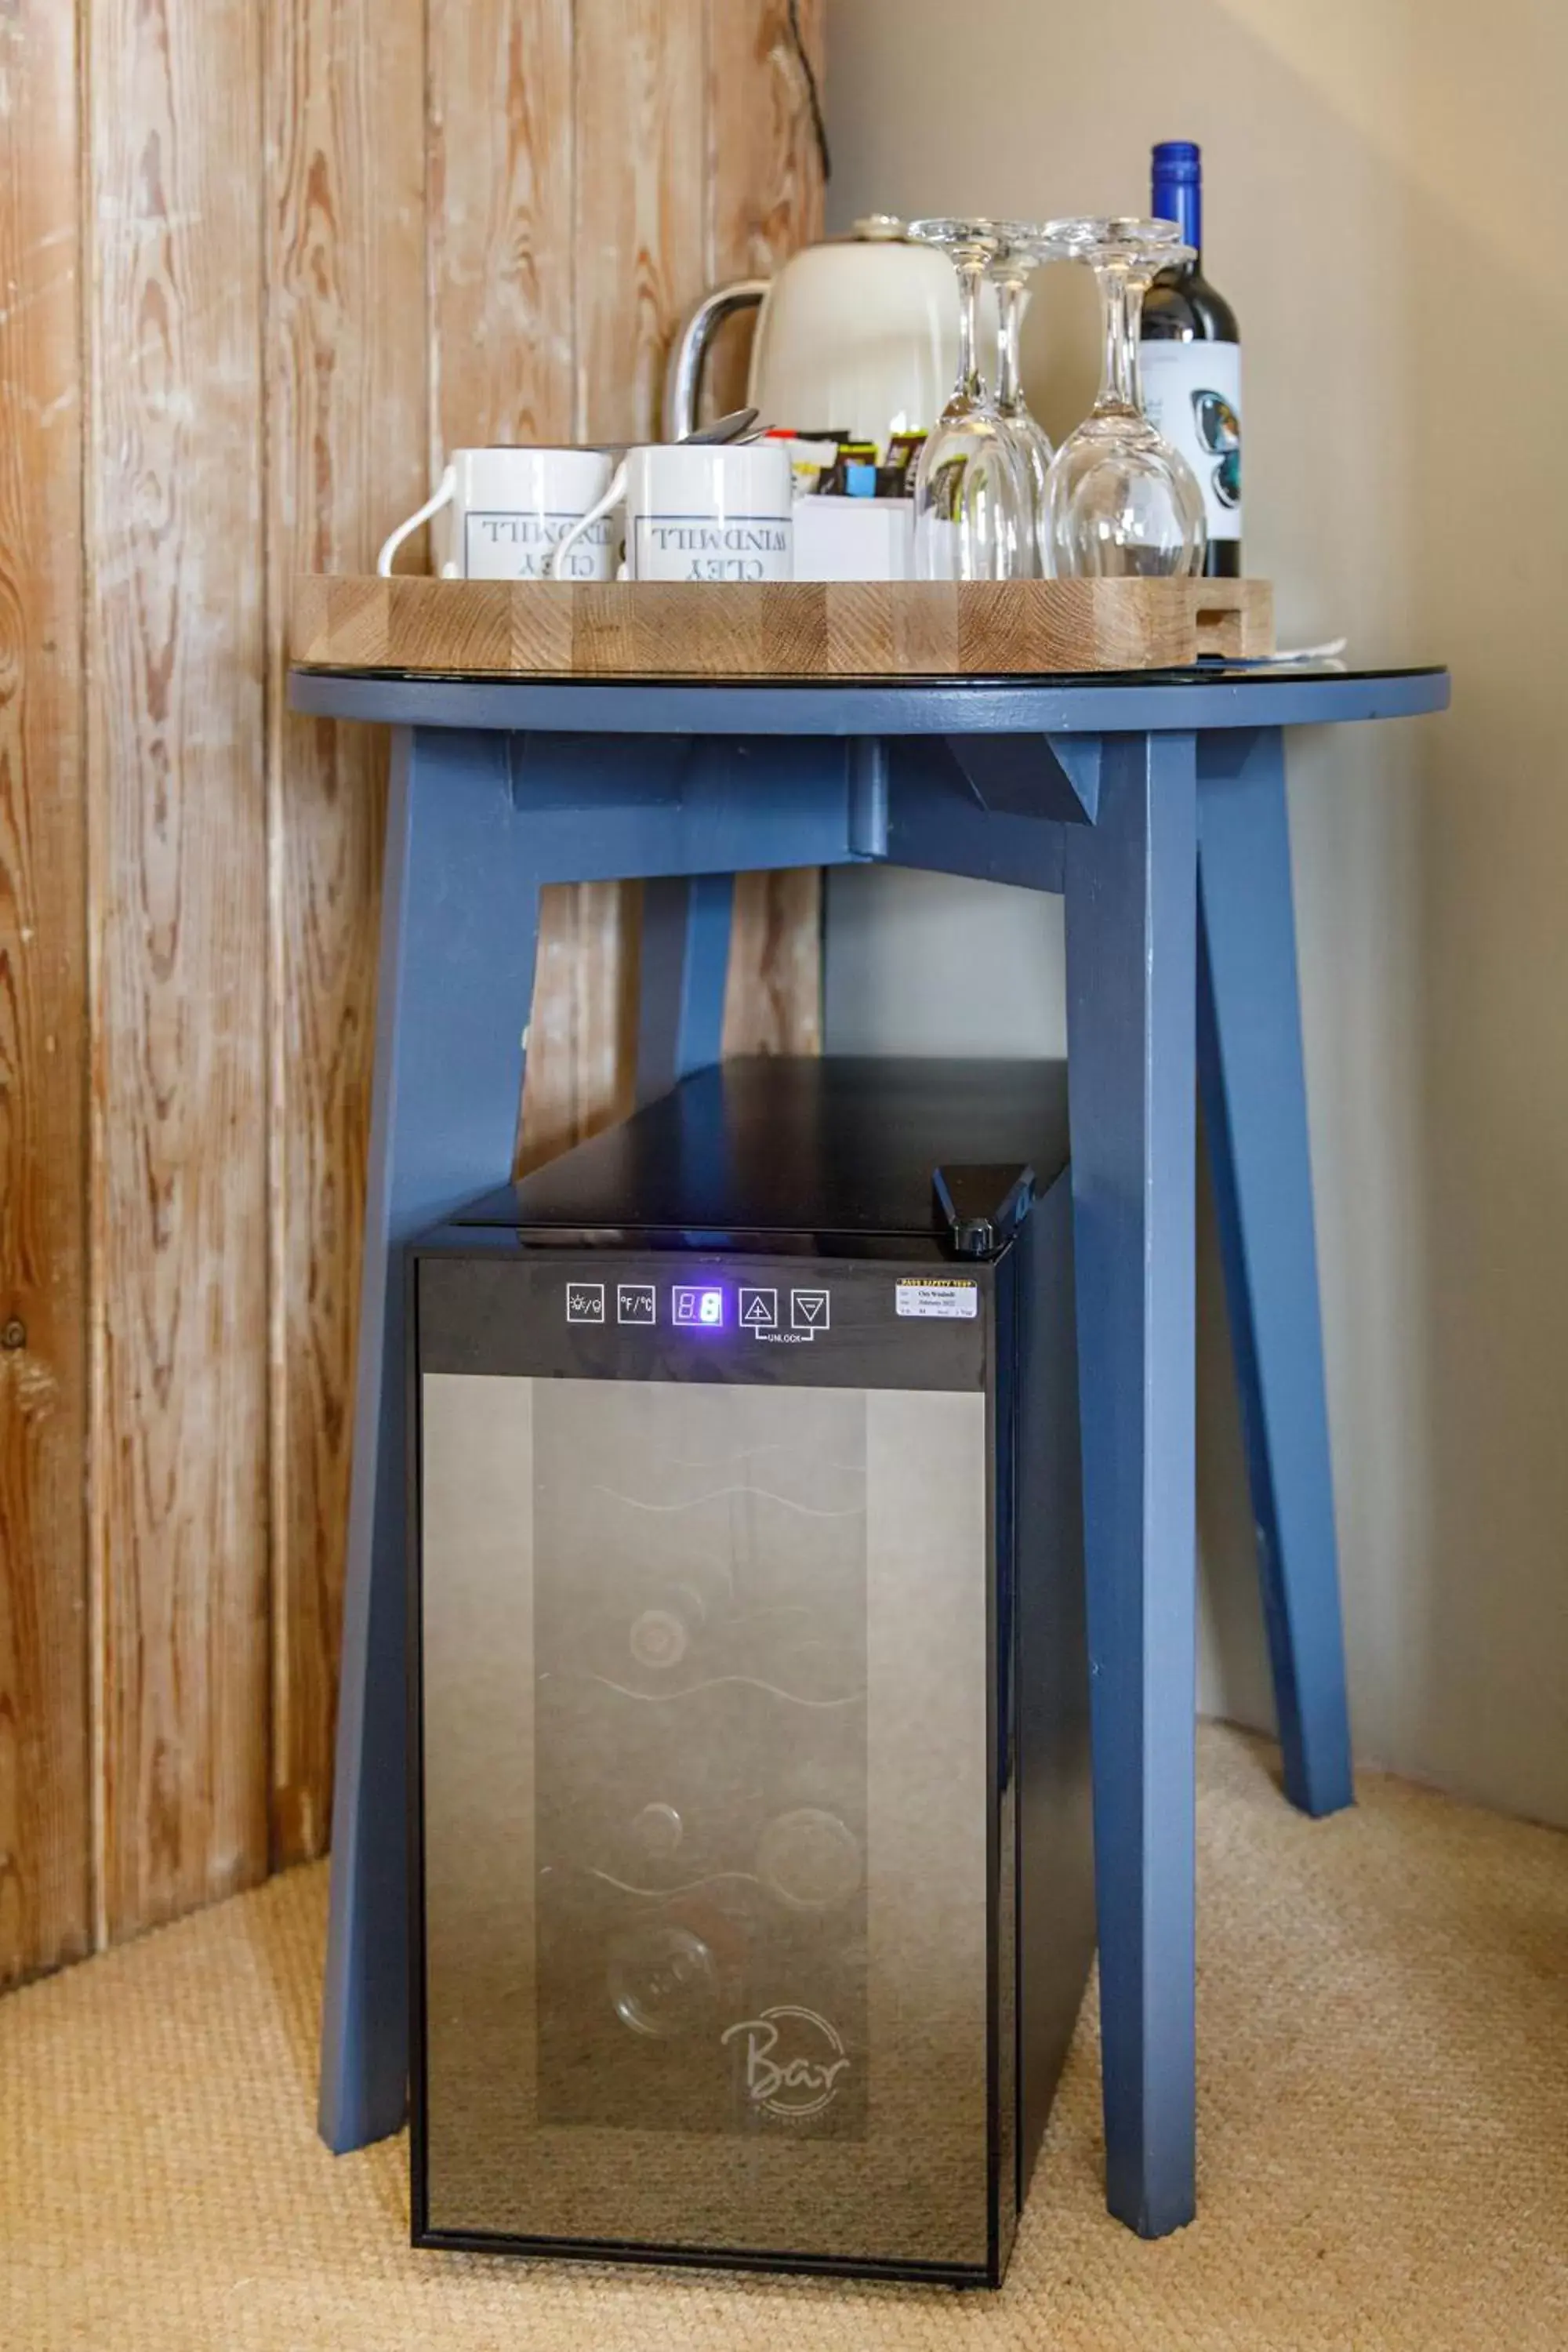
1044,415,1209,579
906,218,1034,581
1040,216,1208,579
913,416,1030,582
985,227,1060,573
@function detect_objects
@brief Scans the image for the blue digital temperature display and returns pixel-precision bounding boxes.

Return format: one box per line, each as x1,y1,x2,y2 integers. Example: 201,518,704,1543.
672,1285,725,1329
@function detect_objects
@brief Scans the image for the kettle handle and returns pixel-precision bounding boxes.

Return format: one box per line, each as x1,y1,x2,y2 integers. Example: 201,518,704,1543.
662,278,770,442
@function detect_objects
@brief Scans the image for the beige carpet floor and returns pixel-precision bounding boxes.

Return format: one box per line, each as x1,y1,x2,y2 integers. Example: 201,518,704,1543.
3,1726,1566,2351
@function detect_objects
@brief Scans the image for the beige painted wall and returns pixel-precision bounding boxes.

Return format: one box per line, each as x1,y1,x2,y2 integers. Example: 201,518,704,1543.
825,0,1568,1825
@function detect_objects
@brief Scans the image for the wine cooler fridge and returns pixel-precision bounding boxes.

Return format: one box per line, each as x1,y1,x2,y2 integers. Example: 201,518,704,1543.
409,1057,1094,2286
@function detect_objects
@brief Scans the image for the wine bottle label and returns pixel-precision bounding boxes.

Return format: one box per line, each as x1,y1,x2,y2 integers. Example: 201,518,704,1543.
1139,339,1242,543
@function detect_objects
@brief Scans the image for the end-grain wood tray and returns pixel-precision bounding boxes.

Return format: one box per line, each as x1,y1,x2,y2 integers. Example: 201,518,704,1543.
291,573,1273,681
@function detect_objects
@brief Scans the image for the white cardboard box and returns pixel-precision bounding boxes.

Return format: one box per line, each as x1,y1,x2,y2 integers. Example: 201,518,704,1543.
792,495,914,583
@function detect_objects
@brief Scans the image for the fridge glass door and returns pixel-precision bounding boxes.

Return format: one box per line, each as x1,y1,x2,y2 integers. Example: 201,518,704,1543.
419,1373,993,2271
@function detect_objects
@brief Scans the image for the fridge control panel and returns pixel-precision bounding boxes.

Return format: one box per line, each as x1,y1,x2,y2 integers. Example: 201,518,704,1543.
416,1247,994,1395
566,1278,833,1337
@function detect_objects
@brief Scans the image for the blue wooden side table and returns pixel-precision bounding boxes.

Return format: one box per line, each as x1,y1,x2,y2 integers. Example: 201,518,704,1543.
289,661,1449,2238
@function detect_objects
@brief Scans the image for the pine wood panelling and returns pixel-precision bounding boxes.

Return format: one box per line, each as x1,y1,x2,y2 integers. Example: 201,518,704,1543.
710,0,826,1055
710,0,826,264
573,0,708,445
425,0,597,1181
521,0,710,1168
0,0,91,1985
704,0,826,419
263,0,427,1869
263,0,826,1864
724,868,823,1055
427,0,575,455
516,880,643,1177
86,0,270,1938
0,0,826,1982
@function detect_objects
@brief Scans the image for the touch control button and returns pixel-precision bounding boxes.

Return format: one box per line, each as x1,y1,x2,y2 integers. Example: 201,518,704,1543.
566,1282,605,1323
739,1288,778,1330
618,1284,656,1325
791,1288,829,1331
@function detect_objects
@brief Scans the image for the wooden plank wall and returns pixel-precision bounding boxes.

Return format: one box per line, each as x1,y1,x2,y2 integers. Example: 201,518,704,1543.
0,0,825,1981
715,2,827,1058
88,0,271,1945
264,0,428,1870
0,1,91,1984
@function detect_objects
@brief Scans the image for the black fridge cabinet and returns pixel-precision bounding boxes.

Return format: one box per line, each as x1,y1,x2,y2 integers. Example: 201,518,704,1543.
408,1057,1094,2286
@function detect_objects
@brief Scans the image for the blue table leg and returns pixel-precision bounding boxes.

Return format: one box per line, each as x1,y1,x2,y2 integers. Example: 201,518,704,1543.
636,872,735,1105
1196,728,1353,1819
1064,729,1198,2239
318,727,546,2152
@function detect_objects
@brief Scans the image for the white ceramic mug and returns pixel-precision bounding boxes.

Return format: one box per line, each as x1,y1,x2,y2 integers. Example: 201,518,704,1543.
376,446,616,581
549,443,794,583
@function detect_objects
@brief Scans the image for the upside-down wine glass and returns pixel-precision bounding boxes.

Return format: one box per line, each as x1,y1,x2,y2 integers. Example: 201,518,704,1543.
1041,217,1207,578
906,219,1033,580
988,230,1056,571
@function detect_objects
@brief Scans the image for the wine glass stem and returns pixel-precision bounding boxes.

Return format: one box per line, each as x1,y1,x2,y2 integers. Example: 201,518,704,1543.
955,257,986,404
995,278,1025,412
1096,261,1145,415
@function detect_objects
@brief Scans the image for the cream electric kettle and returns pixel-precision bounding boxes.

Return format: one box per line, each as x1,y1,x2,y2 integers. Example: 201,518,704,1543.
664,215,960,450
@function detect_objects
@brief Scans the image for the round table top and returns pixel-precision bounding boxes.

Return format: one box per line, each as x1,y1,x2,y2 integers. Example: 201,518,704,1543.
289,662,1450,739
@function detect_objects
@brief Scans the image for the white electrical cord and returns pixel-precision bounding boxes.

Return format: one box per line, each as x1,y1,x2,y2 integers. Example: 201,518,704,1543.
1267,637,1349,665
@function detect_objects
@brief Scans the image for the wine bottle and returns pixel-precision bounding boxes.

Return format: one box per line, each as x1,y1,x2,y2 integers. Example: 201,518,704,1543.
1141,140,1243,579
